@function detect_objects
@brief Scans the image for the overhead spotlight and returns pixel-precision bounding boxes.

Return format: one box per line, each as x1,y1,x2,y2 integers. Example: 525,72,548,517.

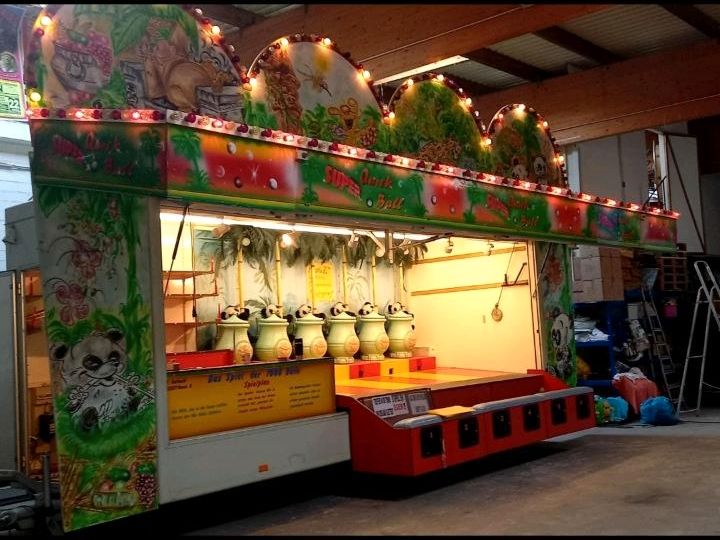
445,237,454,254
348,231,359,247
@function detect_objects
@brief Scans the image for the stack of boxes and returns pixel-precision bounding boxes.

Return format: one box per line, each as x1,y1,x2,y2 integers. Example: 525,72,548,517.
621,249,643,290
571,246,625,302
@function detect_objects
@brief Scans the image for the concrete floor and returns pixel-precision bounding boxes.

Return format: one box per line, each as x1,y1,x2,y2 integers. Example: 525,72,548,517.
184,409,720,536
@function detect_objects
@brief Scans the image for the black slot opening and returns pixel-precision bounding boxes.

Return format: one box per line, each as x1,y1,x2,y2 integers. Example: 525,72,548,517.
576,394,591,419
551,398,567,424
458,416,480,448
420,425,443,458
523,403,541,431
492,409,512,438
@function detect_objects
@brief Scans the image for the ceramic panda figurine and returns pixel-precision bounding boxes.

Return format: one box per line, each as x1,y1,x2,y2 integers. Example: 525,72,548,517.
260,304,280,318
295,304,313,319
330,302,355,318
358,302,376,317
385,301,415,331
220,305,250,321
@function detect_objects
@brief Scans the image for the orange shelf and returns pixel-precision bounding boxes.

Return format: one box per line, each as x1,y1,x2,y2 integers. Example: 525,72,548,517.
163,270,214,280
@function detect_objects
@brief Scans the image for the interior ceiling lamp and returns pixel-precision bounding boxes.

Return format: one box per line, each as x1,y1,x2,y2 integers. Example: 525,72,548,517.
374,55,467,85
280,230,298,248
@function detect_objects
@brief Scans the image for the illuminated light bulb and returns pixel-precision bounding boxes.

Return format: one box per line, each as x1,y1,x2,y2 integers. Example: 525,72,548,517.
474,111,480,117
652,208,662,214
74,110,84,119
406,78,414,87
581,193,593,202
542,120,549,128
517,104,526,112
212,119,223,128
40,15,51,26
388,111,395,120
523,181,532,189
485,138,492,146
464,97,472,106
605,198,617,206
280,233,295,247
551,186,563,195
283,134,294,142
131,111,141,120
279,37,289,47
498,113,504,120
436,74,445,82
211,25,221,35
401,157,409,166
362,70,371,80
195,8,203,16
557,154,565,163
249,77,257,87
446,167,454,174
29,90,41,102
629,203,640,211
486,174,496,182
348,147,357,156
671,210,680,218
322,37,332,46
227,44,235,53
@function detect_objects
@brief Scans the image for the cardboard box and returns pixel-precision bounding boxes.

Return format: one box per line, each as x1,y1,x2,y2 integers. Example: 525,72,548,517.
581,257,602,280
576,245,600,258
572,258,583,281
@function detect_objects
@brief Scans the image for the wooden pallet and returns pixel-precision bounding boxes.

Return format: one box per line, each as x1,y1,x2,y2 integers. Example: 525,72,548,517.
657,255,688,292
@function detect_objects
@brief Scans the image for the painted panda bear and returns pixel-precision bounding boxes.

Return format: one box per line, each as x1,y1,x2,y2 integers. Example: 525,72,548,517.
329,302,355,317
386,301,403,315
50,329,150,432
220,305,250,321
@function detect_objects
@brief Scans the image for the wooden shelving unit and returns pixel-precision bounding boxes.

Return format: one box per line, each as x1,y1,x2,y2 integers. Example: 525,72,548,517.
657,255,688,292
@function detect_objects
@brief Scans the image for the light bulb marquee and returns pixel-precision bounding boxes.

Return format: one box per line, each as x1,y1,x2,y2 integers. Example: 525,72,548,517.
386,72,487,134
244,32,385,111
22,6,680,222
488,103,568,187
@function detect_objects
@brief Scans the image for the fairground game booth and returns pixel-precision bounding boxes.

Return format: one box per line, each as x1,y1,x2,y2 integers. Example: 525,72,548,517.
14,4,678,532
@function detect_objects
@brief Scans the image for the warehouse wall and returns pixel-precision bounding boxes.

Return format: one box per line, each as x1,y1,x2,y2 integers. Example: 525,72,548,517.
0,119,33,271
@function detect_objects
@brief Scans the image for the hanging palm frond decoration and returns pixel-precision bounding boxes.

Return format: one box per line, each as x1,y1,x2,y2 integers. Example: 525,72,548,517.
393,242,428,269
214,225,278,290
212,225,429,280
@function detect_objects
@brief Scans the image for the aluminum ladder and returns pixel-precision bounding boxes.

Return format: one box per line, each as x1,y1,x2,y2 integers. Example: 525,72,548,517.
640,285,676,398
676,261,720,415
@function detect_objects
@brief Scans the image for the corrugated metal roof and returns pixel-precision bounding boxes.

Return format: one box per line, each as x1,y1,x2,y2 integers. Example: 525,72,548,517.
561,4,707,58
232,4,301,18
696,4,720,21
487,33,597,73
444,60,525,90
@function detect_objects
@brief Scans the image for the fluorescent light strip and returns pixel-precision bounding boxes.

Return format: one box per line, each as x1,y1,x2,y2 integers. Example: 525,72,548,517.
160,212,432,240
374,55,468,85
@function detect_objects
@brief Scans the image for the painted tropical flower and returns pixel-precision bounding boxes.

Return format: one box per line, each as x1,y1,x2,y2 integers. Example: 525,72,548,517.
54,281,89,325
70,239,103,279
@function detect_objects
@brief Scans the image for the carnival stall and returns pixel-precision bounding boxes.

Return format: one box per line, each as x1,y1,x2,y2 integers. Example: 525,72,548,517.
11,4,679,532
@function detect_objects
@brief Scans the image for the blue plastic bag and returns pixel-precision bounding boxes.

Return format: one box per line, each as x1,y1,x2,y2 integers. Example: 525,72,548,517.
605,397,629,422
640,396,678,425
